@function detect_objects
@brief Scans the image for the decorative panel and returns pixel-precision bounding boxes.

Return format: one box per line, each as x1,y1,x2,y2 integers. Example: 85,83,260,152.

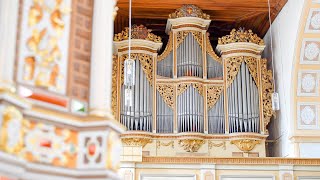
300,39,320,64
77,131,107,169
297,103,319,129
305,8,320,33
17,0,72,94
297,71,319,96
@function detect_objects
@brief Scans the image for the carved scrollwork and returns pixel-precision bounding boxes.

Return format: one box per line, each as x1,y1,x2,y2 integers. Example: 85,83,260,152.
156,140,174,149
206,34,222,64
244,57,259,87
169,5,210,20
178,139,205,152
193,83,204,96
111,55,118,116
176,31,203,49
156,84,175,109
231,139,260,152
177,83,191,96
120,53,153,86
261,58,275,132
158,32,173,61
114,24,162,43
208,141,226,150
121,138,152,148
225,56,244,87
218,28,264,45
207,86,223,109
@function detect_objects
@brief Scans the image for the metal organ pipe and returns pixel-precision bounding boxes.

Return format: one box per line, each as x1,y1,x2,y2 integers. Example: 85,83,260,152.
157,52,173,78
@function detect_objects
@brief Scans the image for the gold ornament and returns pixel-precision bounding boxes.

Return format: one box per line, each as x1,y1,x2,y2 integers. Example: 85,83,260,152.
178,139,205,152
156,141,174,149
158,32,173,61
208,141,226,150
169,5,210,20
111,55,118,116
207,86,223,109
218,28,264,45
114,25,161,43
156,84,175,109
122,138,152,148
231,139,261,152
206,34,222,64
176,31,203,49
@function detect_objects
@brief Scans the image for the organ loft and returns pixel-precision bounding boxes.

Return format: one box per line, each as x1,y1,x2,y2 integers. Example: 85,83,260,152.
113,5,275,158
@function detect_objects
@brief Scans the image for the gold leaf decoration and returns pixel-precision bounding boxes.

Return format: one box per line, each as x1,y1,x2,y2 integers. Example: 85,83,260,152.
207,86,224,109
178,139,205,152
111,55,118,117
114,24,162,43
208,141,226,150
158,32,173,61
176,31,203,49
177,83,191,96
193,83,204,96
261,58,275,132
231,139,261,152
218,28,264,45
122,138,152,148
156,84,175,109
156,141,174,149
206,34,222,64
244,57,259,87
225,56,244,87
169,5,210,20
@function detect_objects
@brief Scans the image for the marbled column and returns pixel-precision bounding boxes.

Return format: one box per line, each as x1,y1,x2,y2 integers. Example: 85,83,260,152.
0,0,19,92
89,0,117,117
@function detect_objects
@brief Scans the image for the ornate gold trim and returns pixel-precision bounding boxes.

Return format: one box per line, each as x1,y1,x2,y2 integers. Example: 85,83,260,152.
169,5,210,19
176,31,203,49
114,24,161,43
156,84,175,109
207,86,224,109
156,140,174,149
218,28,264,45
177,83,191,96
208,141,226,150
121,138,152,148
118,47,158,53
206,35,222,64
231,139,261,152
158,32,173,61
193,83,204,96
178,139,205,152
111,55,118,116
244,57,259,87
172,24,207,30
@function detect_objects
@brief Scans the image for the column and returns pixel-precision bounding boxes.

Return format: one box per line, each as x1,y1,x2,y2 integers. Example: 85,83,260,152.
89,0,117,118
0,0,19,92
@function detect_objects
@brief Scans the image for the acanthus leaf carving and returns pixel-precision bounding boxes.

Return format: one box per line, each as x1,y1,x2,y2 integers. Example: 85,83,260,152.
176,31,203,49
158,32,173,61
206,34,222,64
207,86,224,109
111,55,118,116
218,28,264,45
114,24,162,43
178,139,205,153
121,138,152,148
231,139,261,152
156,84,175,109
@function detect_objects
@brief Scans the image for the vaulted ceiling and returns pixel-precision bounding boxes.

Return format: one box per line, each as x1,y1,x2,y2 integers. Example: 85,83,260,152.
114,0,287,51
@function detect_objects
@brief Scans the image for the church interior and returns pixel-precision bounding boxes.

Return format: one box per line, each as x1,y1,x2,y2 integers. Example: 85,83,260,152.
0,0,320,180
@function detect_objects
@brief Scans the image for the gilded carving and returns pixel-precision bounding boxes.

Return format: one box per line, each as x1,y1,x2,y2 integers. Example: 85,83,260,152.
169,5,210,20
111,55,118,116
120,53,153,86
178,139,205,152
207,86,224,109
156,84,175,109
0,106,29,155
156,141,174,149
177,83,191,96
176,31,203,49
208,141,226,150
218,28,264,45
158,32,173,61
193,83,204,96
231,139,261,152
206,34,222,64
114,24,162,43
122,138,152,148
261,58,275,131
244,57,259,87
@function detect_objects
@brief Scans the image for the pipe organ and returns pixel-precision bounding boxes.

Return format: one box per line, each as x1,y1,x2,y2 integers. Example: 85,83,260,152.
113,5,274,158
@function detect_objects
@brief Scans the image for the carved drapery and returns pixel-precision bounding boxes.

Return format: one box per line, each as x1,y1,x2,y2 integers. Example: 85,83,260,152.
218,28,264,45
206,35,222,64
231,139,261,152
120,53,153,85
114,24,161,43
207,86,223,109
208,141,226,150
226,56,259,87
156,140,174,149
176,31,203,49
261,58,275,131
156,84,175,109
121,138,152,148
178,139,205,152
158,32,173,61
111,55,118,116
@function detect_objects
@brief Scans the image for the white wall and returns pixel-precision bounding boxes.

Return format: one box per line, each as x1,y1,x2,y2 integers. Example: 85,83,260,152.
263,0,305,157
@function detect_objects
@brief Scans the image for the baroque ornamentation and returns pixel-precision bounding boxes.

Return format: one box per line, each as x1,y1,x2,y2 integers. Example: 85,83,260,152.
301,106,315,125
122,138,152,148
112,55,118,116
176,31,203,49
114,24,162,43
156,141,174,149
158,32,173,61
206,34,222,64
156,84,175,109
169,5,210,19
218,28,264,45
225,56,244,87
178,139,205,152
208,141,226,150
261,59,275,131
193,83,204,96
0,106,28,155
120,53,153,85
231,139,261,152
207,86,223,109
244,57,259,87
177,83,191,96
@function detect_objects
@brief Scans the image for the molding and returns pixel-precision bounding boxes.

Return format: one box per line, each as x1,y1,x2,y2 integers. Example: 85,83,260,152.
166,17,211,33
113,39,163,53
